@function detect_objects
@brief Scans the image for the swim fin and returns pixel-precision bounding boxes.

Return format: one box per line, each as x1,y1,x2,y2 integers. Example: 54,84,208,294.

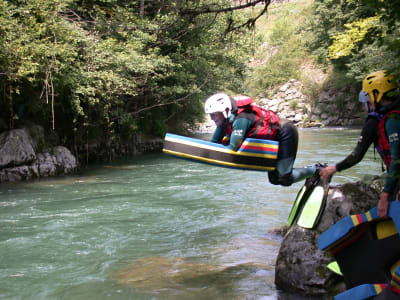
296,176,329,229
287,174,321,227
327,261,343,276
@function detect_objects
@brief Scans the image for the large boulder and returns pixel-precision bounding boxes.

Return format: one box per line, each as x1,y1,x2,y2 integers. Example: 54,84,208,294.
35,146,78,178
0,129,36,168
275,178,382,297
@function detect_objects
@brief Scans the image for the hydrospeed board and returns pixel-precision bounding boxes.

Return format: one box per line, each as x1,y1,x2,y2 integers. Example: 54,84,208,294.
163,133,279,171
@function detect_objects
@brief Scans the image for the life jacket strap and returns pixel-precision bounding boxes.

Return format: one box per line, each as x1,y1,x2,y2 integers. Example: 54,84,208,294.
252,110,265,137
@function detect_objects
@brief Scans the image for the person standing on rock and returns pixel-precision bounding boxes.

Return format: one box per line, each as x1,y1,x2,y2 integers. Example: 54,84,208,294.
320,90,384,181
361,70,400,218
204,93,322,187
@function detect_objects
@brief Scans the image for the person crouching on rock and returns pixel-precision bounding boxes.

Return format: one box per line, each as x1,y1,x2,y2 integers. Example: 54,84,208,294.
362,70,400,218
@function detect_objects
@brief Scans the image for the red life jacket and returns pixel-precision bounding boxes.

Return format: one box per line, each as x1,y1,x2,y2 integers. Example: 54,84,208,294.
378,109,400,170
224,96,280,140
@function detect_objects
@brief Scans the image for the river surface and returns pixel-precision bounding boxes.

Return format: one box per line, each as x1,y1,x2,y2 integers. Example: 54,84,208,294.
0,128,381,300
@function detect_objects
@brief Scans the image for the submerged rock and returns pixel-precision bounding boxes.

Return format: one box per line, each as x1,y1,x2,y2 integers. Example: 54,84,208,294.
275,178,381,297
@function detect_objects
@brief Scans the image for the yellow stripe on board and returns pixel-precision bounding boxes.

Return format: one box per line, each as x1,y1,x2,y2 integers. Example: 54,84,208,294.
241,141,279,150
235,151,277,159
374,284,384,294
163,149,275,171
390,259,400,277
365,211,372,222
165,136,277,159
351,215,361,226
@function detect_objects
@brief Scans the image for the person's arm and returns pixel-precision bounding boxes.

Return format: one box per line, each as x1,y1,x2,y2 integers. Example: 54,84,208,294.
335,117,378,171
210,126,225,144
379,116,400,218
226,118,253,151
320,118,378,180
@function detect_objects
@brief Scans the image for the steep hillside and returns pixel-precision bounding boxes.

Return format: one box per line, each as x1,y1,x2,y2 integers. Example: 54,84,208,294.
243,0,362,127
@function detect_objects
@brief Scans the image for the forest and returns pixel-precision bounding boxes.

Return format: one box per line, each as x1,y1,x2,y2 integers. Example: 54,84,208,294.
1,0,400,161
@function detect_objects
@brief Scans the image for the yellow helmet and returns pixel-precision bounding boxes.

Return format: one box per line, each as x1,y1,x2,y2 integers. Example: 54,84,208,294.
362,70,397,103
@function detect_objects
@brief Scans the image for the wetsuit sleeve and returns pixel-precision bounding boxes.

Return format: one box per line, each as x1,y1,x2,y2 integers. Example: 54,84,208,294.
383,117,400,193
226,118,253,151
210,126,225,143
336,117,379,172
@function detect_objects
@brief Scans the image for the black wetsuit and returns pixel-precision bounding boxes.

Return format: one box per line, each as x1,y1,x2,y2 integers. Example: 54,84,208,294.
336,114,382,172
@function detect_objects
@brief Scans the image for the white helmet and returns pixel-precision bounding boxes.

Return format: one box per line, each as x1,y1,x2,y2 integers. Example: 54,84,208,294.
204,93,232,118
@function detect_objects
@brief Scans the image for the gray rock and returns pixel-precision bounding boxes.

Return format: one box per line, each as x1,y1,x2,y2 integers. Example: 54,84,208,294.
0,129,36,168
0,128,79,182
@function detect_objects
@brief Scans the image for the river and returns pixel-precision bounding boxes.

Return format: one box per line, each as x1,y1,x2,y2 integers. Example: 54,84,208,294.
0,128,381,300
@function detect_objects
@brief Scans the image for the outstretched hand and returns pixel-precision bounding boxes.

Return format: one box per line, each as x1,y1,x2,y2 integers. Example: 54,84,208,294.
319,165,336,180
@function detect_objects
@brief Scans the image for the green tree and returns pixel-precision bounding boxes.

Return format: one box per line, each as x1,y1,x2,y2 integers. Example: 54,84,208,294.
0,0,268,162
303,0,400,81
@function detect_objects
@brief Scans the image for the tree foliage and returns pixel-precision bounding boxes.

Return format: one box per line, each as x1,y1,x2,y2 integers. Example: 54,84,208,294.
0,0,267,159
303,0,400,82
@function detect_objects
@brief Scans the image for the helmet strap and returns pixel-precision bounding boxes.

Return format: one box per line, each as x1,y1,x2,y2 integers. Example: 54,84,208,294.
223,107,230,119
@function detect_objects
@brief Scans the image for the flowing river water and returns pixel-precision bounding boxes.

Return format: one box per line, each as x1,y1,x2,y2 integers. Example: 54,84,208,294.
0,128,382,300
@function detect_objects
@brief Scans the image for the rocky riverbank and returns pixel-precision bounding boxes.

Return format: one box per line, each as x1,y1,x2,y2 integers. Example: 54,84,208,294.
260,79,363,128
0,127,78,183
194,79,364,134
0,124,164,183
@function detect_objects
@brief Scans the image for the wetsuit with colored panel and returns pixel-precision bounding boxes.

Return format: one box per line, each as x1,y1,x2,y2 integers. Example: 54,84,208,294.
210,99,316,186
335,112,383,172
377,101,400,196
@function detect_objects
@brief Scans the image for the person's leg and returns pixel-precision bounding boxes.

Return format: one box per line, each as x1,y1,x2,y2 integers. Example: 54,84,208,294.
268,121,315,186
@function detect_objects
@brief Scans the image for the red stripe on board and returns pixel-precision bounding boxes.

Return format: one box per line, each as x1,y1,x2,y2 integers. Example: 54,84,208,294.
356,214,364,224
377,283,388,290
390,286,400,294
392,275,400,286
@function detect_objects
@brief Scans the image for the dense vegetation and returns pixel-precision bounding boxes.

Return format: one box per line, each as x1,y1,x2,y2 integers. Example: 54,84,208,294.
1,0,399,162
246,0,400,98
303,0,400,86
0,0,264,158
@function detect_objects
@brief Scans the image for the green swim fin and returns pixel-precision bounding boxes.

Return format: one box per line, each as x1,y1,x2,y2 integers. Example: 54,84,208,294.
288,185,307,227
296,177,329,229
288,175,321,227
327,261,342,276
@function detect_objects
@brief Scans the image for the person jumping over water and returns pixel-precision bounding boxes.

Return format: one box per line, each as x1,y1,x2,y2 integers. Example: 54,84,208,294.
204,93,323,187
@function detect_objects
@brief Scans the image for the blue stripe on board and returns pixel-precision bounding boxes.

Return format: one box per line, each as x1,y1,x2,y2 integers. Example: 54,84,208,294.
334,284,380,300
